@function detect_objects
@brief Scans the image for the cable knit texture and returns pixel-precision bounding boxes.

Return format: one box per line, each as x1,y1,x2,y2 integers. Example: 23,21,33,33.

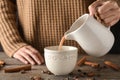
0,0,96,57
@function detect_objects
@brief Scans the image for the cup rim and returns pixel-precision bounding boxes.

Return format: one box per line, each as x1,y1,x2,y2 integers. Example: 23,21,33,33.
44,46,78,52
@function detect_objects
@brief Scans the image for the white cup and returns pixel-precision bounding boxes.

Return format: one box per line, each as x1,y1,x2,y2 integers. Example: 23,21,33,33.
44,46,78,75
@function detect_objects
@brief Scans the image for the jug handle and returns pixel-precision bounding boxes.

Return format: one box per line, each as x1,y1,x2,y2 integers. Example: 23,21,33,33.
94,13,111,31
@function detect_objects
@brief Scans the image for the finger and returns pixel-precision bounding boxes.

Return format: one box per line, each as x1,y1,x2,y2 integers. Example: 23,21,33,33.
98,1,118,14
109,18,120,26
88,0,104,16
37,53,44,64
21,51,36,65
25,49,42,64
103,15,118,24
99,8,120,19
27,46,44,64
13,54,28,64
26,46,44,64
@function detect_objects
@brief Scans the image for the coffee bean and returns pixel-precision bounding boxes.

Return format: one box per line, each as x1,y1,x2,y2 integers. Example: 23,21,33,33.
31,76,42,80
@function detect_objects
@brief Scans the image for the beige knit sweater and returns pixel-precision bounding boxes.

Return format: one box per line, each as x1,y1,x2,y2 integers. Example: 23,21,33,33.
0,0,95,57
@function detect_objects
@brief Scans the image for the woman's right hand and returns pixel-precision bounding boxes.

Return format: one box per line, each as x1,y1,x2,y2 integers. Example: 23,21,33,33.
89,0,120,27
13,45,44,65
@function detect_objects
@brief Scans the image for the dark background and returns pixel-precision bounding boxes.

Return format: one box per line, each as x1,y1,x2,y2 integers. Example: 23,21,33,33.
0,45,3,51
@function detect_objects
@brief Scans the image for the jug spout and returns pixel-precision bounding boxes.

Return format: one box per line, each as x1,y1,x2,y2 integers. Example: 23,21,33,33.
64,30,75,40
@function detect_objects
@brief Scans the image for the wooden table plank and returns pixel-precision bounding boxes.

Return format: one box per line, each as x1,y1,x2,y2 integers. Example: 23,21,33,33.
0,52,120,80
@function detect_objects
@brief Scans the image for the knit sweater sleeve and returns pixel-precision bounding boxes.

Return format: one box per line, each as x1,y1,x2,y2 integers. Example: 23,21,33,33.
0,0,27,57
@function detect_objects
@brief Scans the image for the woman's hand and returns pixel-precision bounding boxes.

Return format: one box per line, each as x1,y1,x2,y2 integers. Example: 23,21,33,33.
89,0,120,26
13,45,44,65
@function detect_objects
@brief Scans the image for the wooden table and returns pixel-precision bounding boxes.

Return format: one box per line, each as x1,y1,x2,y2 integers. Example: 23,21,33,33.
0,52,120,80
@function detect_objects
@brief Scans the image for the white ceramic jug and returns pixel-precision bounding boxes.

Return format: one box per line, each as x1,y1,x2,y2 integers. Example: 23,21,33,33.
64,14,115,57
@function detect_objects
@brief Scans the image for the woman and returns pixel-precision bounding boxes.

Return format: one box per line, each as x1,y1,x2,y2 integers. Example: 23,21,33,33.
0,0,120,65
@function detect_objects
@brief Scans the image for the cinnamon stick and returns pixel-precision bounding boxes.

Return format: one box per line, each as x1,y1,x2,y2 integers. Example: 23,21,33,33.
84,61,100,68
104,61,120,71
77,56,86,66
4,65,31,73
